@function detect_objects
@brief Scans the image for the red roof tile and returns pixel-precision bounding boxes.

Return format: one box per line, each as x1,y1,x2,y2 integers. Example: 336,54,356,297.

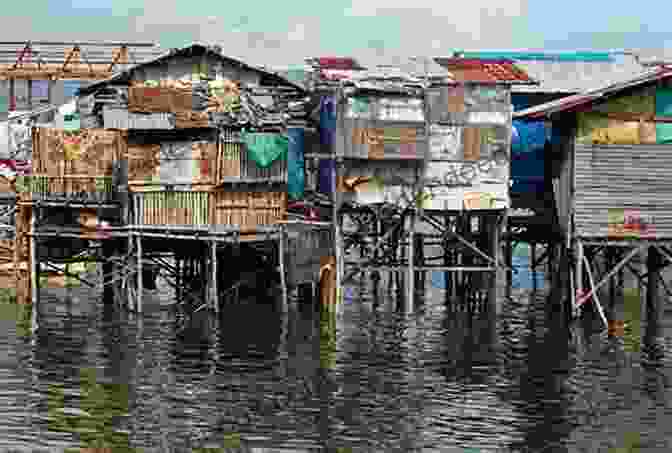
433,58,535,84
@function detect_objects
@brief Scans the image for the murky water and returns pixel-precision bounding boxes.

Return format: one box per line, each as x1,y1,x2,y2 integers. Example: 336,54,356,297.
0,258,671,452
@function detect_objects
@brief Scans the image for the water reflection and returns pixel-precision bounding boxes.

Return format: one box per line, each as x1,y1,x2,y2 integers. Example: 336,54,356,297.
1,272,672,450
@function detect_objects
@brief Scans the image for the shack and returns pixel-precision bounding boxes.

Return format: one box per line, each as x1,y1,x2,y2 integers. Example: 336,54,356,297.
442,50,648,208
23,43,312,312
325,62,524,311
515,66,672,327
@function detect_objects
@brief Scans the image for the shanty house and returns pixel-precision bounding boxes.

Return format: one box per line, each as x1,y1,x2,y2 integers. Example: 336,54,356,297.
440,51,650,212
67,43,308,231
514,66,672,241
430,57,535,211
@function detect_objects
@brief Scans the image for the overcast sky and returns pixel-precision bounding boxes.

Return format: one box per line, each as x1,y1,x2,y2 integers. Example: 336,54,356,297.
2,0,671,67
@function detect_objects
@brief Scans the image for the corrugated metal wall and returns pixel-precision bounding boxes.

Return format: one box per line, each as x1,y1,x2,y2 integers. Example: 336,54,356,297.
574,143,672,238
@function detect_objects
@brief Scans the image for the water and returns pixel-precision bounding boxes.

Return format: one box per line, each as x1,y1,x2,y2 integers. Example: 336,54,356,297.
0,269,671,452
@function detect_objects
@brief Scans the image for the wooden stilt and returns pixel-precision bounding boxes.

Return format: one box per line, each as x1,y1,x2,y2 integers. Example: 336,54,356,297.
646,245,663,326
211,240,218,313
102,240,115,307
30,208,39,331
531,241,537,293
407,212,415,313
279,227,288,311
575,240,584,316
136,233,143,314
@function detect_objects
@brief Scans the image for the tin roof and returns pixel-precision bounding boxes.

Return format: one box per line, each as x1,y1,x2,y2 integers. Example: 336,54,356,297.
449,50,649,94
433,58,536,85
514,66,672,120
78,43,305,96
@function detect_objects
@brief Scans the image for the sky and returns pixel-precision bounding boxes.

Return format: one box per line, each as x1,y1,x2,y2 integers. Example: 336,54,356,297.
1,0,671,67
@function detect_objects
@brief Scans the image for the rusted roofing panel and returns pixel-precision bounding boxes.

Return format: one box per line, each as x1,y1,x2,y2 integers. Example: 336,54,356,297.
433,58,536,84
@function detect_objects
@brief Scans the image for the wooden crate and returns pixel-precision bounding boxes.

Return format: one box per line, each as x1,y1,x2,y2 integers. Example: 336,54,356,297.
133,191,210,226
210,190,286,232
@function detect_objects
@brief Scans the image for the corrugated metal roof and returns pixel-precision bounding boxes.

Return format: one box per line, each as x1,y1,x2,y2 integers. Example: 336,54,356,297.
449,50,649,94
78,43,305,96
514,67,672,120
433,58,536,84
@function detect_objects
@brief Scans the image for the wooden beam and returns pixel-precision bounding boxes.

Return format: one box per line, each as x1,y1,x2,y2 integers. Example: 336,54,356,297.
62,46,79,73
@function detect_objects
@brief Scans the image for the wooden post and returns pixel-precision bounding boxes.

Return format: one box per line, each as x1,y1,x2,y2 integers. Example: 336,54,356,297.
279,227,288,311
136,233,143,314
646,246,662,326
333,158,344,313
27,79,32,110
47,78,54,105
211,240,218,313
505,221,512,299
490,214,502,315
575,240,584,316
407,212,415,313
102,240,114,307
9,78,15,111
30,207,38,307
531,241,537,293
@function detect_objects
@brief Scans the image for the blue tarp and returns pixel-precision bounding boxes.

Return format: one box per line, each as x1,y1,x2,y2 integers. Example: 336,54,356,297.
511,120,547,194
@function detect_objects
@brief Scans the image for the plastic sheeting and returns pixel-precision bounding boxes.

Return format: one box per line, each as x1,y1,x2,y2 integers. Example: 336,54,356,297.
287,127,305,200
511,119,546,194
319,96,336,146
242,132,288,168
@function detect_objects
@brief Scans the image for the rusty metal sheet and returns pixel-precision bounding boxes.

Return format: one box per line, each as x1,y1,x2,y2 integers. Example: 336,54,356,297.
339,118,426,159
429,85,511,125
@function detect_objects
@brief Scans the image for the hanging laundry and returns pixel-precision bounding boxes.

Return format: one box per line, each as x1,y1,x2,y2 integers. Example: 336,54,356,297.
242,132,289,168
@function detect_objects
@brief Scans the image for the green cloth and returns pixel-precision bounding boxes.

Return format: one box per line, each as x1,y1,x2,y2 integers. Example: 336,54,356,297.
63,113,81,131
243,132,288,168
351,97,370,114
656,87,672,144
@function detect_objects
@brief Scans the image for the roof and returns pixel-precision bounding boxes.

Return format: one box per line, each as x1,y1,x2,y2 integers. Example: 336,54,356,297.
433,57,536,85
449,50,649,94
0,41,165,79
77,43,306,96
514,66,672,120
